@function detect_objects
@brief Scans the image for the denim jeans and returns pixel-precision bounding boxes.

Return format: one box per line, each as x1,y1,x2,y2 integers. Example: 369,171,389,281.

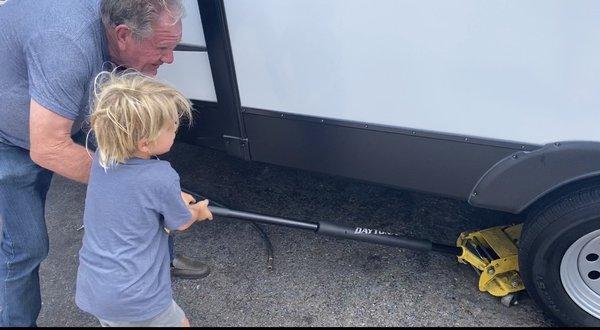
169,235,174,263
0,142,53,326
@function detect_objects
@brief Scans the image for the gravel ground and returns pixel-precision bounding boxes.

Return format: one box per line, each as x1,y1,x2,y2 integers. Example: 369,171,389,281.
38,141,554,327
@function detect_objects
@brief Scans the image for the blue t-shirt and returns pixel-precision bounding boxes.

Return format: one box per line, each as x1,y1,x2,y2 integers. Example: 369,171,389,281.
0,0,109,149
76,152,192,321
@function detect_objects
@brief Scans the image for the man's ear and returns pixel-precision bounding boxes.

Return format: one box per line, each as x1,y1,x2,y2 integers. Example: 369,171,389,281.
113,24,133,50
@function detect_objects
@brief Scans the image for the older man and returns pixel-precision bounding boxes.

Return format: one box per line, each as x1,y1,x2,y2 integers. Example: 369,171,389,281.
0,0,209,326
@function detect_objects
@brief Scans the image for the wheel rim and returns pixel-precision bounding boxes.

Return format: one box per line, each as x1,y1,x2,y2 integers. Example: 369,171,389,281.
561,228,600,319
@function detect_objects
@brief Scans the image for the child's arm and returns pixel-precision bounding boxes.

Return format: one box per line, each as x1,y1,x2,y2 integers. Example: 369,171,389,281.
176,199,213,231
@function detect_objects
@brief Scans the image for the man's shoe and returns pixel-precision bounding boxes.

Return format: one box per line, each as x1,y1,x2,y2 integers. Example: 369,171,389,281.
170,254,210,279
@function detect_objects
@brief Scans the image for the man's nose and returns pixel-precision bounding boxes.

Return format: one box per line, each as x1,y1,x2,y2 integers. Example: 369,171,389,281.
161,51,175,64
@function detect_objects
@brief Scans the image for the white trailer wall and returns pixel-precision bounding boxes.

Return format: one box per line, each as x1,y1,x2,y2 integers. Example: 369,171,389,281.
223,0,600,145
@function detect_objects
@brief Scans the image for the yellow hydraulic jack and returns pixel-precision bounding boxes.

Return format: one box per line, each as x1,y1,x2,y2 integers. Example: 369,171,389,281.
457,223,525,307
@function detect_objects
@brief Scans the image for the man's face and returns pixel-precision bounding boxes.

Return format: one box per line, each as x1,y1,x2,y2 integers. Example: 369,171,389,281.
120,12,182,76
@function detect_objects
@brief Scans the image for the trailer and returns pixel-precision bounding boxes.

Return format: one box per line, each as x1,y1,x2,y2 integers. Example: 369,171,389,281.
157,0,600,326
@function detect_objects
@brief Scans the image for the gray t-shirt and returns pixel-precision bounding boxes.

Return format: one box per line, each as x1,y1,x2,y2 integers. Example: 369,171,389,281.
76,152,192,321
0,0,109,149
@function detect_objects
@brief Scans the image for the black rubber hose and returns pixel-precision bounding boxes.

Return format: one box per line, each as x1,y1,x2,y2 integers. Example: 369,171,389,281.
250,222,274,270
181,187,275,271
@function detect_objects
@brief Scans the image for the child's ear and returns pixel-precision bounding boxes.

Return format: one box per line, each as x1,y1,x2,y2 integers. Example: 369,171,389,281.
137,139,150,153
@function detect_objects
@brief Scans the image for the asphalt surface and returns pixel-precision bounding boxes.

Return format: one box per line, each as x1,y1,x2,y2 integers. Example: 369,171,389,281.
39,141,554,327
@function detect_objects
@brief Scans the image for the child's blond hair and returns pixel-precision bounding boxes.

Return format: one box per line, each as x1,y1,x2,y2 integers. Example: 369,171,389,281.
89,70,192,168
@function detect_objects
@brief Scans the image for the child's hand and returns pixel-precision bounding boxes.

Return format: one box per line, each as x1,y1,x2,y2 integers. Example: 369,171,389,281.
189,199,213,222
181,191,196,205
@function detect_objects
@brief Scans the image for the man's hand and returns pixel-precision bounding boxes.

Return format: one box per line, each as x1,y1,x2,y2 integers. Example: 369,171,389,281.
181,191,196,205
29,99,91,183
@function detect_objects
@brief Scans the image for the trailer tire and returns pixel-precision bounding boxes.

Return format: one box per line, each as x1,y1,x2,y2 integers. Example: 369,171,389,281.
519,184,600,326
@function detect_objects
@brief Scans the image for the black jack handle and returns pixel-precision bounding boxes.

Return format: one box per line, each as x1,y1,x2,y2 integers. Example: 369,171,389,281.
208,205,462,256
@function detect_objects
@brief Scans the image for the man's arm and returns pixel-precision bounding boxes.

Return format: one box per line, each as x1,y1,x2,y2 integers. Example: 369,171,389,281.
29,99,92,183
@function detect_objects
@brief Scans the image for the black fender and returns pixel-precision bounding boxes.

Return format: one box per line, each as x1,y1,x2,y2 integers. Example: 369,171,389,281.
468,141,600,214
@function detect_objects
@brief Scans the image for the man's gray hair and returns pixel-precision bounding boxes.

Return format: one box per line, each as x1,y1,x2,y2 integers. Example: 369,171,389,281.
101,0,185,40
